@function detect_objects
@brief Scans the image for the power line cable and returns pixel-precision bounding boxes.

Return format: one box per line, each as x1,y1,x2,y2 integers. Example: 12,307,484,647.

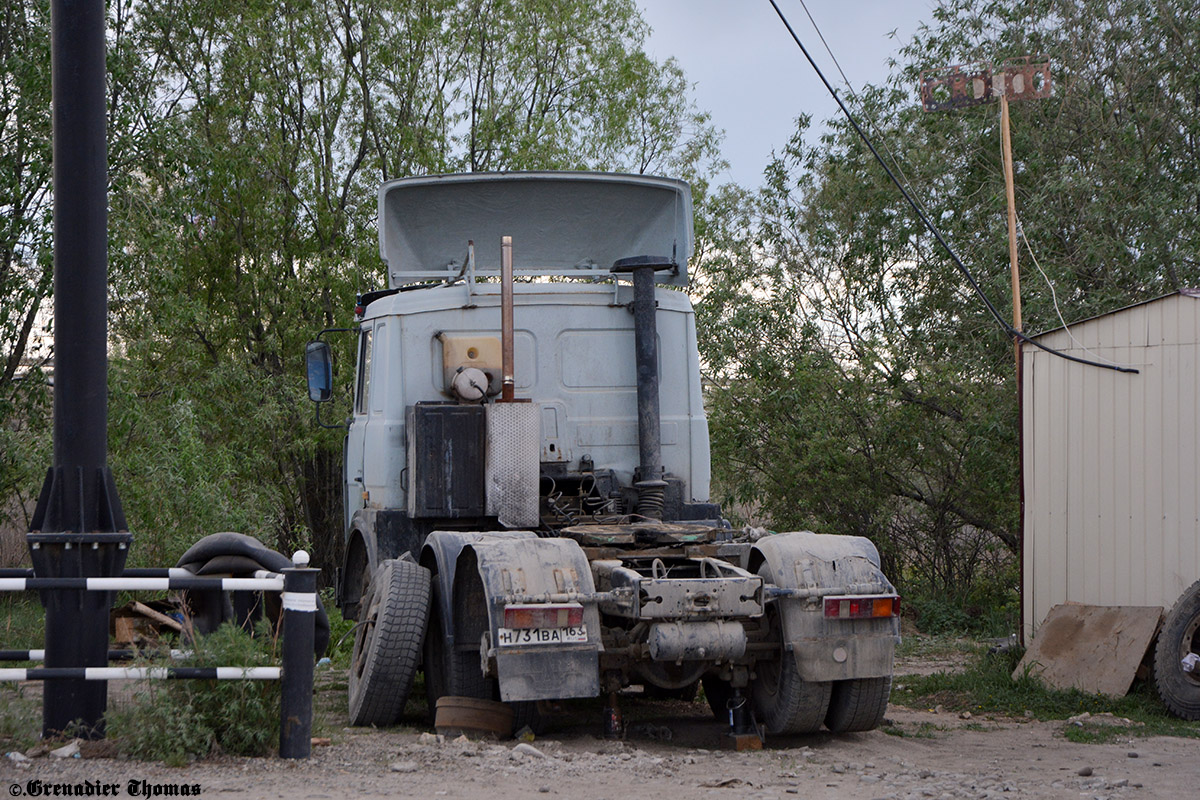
796,0,1008,332
795,0,927,215
1018,217,1138,369
767,0,1138,374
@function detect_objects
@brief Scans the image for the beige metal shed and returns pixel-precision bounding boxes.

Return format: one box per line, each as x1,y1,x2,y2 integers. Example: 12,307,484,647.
1022,291,1200,639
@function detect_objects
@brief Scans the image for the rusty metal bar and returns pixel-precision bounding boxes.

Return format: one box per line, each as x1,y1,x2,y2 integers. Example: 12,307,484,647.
919,62,992,111
995,57,1052,102
920,57,1051,112
500,235,515,402
499,589,633,605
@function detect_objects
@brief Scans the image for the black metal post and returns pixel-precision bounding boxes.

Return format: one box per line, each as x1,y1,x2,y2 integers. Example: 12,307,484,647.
27,0,131,739
279,552,318,759
48,0,111,513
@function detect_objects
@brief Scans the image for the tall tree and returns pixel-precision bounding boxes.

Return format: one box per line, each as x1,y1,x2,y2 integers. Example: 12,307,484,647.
0,0,53,537
92,0,719,569
695,0,1200,620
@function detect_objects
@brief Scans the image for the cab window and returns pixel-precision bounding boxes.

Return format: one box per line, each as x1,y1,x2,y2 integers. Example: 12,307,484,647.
354,328,373,415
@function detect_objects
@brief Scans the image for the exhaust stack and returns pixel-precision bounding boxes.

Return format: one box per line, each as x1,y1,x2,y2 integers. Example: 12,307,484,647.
501,235,515,402
612,256,674,519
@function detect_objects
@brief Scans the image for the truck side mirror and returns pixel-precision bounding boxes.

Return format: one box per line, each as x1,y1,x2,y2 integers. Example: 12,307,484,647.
305,341,333,402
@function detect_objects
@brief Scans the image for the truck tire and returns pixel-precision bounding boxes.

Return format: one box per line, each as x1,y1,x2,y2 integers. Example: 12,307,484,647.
825,676,892,732
425,564,542,736
423,583,492,723
348,559,431,726
1154,579,1200,720
750,562,831,734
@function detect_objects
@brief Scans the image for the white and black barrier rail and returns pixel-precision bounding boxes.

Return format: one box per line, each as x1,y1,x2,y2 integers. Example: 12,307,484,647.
0,551,319,759
0,649,191,661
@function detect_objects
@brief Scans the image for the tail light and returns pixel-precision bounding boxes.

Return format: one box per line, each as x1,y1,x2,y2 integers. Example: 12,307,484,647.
823,595,901,620
502,603,584,630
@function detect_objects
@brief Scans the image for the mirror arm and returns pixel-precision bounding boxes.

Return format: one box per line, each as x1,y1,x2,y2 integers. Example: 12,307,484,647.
314,403,348,431
317,326,357,341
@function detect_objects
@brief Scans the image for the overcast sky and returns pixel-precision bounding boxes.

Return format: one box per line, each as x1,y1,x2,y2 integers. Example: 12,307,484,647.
637,0,939,187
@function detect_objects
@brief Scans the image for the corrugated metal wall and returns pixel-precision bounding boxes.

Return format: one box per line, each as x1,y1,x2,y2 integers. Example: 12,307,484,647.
1022,293,1200,639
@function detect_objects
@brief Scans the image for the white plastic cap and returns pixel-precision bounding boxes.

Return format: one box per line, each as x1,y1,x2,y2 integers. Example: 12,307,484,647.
292,550,311,568
450,366,489,402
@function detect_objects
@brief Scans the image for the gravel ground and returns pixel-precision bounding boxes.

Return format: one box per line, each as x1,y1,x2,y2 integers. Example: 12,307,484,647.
4,696,1197,800
3,639,1196,799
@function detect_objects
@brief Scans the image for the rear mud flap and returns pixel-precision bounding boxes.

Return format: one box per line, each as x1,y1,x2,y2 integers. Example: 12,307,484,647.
495,644,600,701
789,634,897,682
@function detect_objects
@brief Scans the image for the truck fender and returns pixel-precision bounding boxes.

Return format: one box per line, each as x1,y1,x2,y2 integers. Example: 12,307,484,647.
464,536,602,702
752,531,900,682
420,530,537,650
339,510,378,617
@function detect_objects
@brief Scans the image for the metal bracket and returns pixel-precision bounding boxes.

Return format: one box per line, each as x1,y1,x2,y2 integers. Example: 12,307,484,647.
920,57,1051,111
919,61,993,111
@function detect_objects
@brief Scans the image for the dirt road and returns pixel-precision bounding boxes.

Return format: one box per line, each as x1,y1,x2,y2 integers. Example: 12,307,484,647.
5,694,1197,800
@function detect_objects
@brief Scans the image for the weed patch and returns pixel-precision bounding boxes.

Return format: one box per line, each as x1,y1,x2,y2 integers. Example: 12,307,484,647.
891,646,1200,740
897,632,981,661
107,621,280,764
1063,723,1140,744
882,720,945,738
0,683,40,751
1,595,44,650
323,588,357,670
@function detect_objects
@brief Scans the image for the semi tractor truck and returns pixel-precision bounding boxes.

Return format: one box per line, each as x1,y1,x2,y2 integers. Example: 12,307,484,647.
305,171,900,739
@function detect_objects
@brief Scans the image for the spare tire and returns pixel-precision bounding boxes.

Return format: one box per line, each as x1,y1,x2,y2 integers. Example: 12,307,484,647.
1154,579,1200,720
176,532,331,656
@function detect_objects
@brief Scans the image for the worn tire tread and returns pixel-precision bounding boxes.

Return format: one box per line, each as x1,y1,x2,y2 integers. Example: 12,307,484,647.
348,560,431,727
750,561,831,734
1154,578,1200,721
825,676,892,732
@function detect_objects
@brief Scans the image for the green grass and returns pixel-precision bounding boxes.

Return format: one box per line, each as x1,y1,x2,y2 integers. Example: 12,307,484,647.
1062,723,1143,744
882,720,944,738
1,595,45,651
0,683,41,751
323,588,358,669
892,645,1200,741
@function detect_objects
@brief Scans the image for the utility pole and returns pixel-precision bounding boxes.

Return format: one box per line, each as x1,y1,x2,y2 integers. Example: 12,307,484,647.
919,58,1051,646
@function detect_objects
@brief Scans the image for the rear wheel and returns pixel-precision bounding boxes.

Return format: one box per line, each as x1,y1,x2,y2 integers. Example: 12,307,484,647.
348,559,431,726
509,699,545,736
425,559,548,736
750,562,831,734
1154,579,1200,720
423,581,491,724
825,676,892,732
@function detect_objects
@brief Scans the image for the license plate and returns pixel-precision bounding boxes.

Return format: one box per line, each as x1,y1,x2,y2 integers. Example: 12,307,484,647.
496,625,587,647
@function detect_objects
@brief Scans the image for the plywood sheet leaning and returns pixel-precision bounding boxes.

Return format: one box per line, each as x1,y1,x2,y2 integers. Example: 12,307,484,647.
1015,604,1162,697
